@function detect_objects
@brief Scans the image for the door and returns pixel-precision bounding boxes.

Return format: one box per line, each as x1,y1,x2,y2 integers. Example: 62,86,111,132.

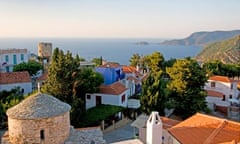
96,96,102,105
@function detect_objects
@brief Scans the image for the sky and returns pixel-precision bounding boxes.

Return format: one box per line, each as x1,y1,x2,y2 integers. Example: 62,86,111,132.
0,0,240,38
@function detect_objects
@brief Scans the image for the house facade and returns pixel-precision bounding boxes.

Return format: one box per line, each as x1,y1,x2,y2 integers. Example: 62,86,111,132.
86,81,128,110
95,63,125,85
0,48,29,72
204,76,240,118
205,75,239,102
0,71,32,95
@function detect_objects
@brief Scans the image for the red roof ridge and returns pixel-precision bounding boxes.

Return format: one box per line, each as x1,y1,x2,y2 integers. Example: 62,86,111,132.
169,113,240,144
203,120,228,144
209,75,235,83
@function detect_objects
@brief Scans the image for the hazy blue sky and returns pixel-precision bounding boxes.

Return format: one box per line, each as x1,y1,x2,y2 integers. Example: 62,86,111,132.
0,0,239,38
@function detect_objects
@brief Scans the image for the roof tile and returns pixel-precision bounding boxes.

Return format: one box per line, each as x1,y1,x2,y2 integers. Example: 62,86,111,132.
99,81,127,95
207,90,224,98
0,71,31,84
209,76,235,83
169,113,240,144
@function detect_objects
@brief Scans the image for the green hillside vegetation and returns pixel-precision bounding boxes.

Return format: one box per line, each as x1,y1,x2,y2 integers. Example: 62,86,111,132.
196,35,240,64
161,30,240,46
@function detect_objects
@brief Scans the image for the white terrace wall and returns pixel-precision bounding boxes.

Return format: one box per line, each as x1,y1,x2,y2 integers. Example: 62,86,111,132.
0,82,32,95
86,93,127,110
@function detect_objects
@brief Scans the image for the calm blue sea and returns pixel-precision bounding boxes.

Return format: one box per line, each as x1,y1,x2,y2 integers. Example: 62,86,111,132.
0,38,202,65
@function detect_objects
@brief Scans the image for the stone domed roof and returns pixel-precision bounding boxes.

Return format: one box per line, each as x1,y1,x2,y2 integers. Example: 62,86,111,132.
7,93,71,119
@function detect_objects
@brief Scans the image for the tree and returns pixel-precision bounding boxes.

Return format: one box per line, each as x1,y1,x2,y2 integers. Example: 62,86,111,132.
203,61,240,79
166,57,208,118
144,51,165,73
71,68,103,125
91,57,103,66
42,49,78,103
140,71,168,115
13,60,43,76
42,48,103,127
129,53,141,66
76,54,86,62
0,87,24,128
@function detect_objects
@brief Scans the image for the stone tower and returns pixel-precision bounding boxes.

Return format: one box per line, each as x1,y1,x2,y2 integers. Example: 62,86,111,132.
146,111,163,144
38,42,52,63
6,92,71,144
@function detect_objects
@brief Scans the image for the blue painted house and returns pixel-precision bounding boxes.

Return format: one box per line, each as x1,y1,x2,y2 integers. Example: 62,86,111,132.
95,63,125,85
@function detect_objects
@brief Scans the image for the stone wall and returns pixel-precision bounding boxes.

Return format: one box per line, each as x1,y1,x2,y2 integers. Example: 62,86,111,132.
8,112,70,144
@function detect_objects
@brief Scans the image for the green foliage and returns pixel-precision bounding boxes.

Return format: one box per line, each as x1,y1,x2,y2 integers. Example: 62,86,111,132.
166,57,208,118
129,53,141,66
79,104,124,127
140,71,169,115
144,51,165,73
76,54,86,62
91,57,103,66
0,87,24,128
203,61,240,78
13,60,43,76
42,48,103,127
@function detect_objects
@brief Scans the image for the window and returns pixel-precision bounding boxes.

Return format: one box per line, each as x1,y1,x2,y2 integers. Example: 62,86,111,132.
87,95,91,100
222,95,226,101
6,66,9,72
211,82,215,88
13,55,17,64
122,94,125,103
229,95,232,99
5,55,9,62
231,84,233,89
21,54,24,61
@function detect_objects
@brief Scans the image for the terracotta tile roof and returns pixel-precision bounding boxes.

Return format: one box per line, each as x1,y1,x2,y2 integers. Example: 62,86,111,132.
209,76,235,83
0,71,31,84
99,62,120,68
127,76,140,84
37,72,48,81
207,90,224,98
99,81,127,95
122,65,143,77
0,48,27,54
169,113,240,144
161,117,180,129
122,66,137,73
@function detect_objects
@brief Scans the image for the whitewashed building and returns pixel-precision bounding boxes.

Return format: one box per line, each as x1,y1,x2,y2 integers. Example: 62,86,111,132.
204,76,240,116
0,48,29,72
0,71,32,95
86,81,128,110
205,75,239,102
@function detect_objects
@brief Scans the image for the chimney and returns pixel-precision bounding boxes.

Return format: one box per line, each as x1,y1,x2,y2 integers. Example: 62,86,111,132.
38,82,41,93
147,111,162,144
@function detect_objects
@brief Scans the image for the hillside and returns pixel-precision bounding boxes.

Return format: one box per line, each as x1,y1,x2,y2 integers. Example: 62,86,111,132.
161,30,240,46
196,35,240,64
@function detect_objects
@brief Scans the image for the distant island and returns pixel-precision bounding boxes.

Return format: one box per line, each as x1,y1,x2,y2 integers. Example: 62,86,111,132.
161,30,240,47
135,41,149,45
196,35,240,64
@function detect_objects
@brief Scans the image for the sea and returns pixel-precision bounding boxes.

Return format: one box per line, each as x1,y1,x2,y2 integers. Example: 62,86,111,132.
0,38,202,65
